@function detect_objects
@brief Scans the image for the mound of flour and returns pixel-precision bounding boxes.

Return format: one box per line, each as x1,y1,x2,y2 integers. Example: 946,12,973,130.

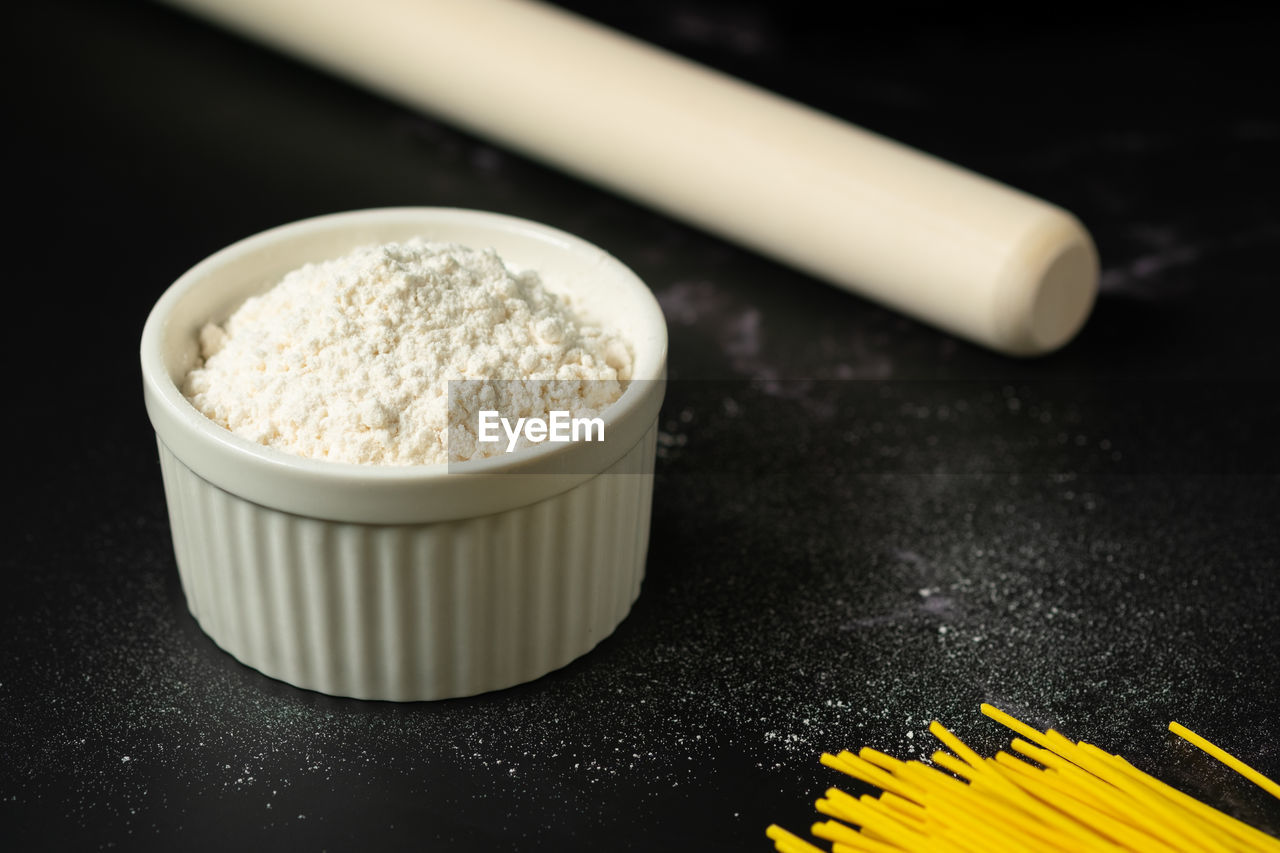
182,239,631,465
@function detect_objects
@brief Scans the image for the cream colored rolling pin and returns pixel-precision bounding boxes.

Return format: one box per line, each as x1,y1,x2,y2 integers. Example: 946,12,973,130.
164,0,1099,356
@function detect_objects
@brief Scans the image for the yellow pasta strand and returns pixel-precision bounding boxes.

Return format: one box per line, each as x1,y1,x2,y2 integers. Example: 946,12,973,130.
900,759,1077,853
878,792,928,826
823,751,924,803
1008,744,1149,831
860,748,912,774
768,824,828,853
829,842,902,853
818,790,932,852
1008,737,1074,773
812,819,902,853
924,732,1127,853
989,752,1178,853
816,788,863,827
993,751,1131,826
1072,742,1238,853
910,787,1038,853
865,788,993,850
1170,722,1280,801
769,705,1280,853
980,705,1054,750
1095,747,1280,852
988,713,1233,853
929,750,977,781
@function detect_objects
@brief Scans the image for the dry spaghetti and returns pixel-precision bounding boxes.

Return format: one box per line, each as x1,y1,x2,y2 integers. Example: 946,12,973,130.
766,703,1280,853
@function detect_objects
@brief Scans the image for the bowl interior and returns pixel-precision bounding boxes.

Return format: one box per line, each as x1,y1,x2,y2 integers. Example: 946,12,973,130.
159,209,665,387
143,208,668,523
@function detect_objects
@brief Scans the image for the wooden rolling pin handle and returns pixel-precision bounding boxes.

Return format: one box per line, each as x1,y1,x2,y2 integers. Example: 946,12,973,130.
165,0,1099,356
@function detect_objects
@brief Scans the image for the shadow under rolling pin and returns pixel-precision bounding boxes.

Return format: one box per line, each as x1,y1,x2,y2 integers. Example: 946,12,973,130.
163,0,1099,357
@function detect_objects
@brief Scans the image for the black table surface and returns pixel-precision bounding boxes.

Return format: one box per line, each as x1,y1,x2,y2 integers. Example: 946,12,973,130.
7,2,1279,850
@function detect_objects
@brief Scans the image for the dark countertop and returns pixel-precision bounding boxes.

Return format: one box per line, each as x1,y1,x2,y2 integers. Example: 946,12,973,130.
6,2,1279,850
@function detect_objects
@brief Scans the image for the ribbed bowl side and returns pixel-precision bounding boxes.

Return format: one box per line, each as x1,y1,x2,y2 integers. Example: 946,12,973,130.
155,423,656,701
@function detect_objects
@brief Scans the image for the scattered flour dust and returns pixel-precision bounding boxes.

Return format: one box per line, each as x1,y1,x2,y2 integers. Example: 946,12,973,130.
182,239,632,465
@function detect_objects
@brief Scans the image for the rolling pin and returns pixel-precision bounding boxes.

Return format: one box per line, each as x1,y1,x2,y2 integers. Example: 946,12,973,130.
163,0,1099,356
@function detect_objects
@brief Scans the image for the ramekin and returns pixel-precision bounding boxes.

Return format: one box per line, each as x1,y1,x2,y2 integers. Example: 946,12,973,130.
141,208,667,701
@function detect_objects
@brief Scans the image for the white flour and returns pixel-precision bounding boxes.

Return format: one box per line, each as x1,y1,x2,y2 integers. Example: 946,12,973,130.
182,239,631,465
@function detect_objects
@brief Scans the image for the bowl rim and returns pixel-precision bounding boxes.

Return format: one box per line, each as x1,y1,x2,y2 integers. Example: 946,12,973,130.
141,207,667,523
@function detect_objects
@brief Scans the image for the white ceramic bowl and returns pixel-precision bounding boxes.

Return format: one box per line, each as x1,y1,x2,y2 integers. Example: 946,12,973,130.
141,208,667,700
